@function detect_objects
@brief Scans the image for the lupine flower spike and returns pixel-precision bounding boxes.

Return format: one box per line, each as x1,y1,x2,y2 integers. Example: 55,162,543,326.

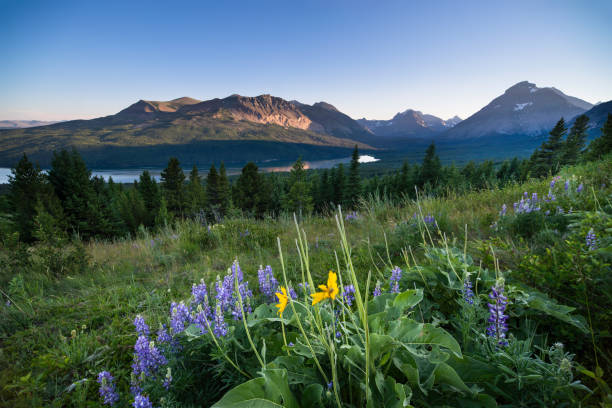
486,284,509,347
585,229,597,251
389,266,402,293
463,278,474,305
97,371,119,406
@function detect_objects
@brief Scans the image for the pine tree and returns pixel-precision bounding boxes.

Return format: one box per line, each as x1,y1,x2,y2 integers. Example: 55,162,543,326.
155,197,170,227
137,170,161,227
420,142,441,188
285,157,313,216
186,165,206,215
586,113,612,160
316,169,332,211
235,162,265,217
48,149,97,238
562,115,589,165
397,161,411,195
346,146,361,208
118,187,147,234
8,154,50,242
218,162,231,216
206,164,219,214
160,157,185,217
531,118,566,176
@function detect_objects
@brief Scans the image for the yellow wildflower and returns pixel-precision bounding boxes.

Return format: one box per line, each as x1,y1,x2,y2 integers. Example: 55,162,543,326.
275,287,289,316
312,271,339,305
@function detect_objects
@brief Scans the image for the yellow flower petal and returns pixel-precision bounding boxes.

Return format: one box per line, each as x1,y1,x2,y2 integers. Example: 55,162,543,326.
327,271,339,300
311,291,329,305
275,287,289,316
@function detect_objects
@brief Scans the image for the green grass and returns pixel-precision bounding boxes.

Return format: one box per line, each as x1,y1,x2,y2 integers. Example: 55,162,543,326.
0,158,610,406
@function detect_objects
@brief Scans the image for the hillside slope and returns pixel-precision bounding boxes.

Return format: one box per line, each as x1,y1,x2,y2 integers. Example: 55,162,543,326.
0,95,376,167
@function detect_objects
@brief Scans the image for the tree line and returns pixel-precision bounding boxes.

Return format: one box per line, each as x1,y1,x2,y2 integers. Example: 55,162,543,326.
2,113,610,243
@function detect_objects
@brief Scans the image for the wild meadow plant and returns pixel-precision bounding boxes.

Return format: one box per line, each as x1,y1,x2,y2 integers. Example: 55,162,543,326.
96,208,594,407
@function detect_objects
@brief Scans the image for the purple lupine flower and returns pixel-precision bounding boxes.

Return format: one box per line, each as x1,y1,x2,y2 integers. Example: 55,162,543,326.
288,342,294,347
298,282,310,295
345,211,359,221
133,394,153,408
133,315,149,337
162,368,172,390
389,267,402,293
586,229,598,251
129,374,142,397
232,260,244,283
194,304,211,333
213,305,228,338
132,336,167,377
486,285,509,347
545,210,550,216
156,325,172,344
577,183,584,193
550,179,556,189
342,285,356,307
170,302,191,334
150,239,155,248
258,265,279,301
463,278,474,305
499,204,507,216
423,215,436,225
327,381,333,390
191,280,208,306
557,206,564,214
288,286,298,300
565,180,570,191
214,276,231,311
231,280,253,320
373,282,382,297
97,371,119,406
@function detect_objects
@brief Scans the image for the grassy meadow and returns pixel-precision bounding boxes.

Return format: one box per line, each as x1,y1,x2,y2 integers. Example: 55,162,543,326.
1,157,611,407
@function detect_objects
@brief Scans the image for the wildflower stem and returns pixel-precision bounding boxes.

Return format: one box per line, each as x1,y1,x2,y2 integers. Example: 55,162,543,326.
281,320,290,356
205,320,250,378
277,237,329,384
234,270,265,368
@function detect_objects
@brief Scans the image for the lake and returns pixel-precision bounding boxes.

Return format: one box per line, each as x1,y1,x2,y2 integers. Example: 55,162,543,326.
0,155,379,184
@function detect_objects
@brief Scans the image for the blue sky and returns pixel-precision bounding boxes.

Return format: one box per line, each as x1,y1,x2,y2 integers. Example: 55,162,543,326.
1,0,611,121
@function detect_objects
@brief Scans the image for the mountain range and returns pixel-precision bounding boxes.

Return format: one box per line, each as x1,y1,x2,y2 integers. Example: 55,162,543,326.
0,120,62,129
0,81,609,168
357,111,462,138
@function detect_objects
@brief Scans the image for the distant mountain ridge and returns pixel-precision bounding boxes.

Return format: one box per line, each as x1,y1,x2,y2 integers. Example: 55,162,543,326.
442,81,593,139
357,110,461,138
0,81,608,168
0,120,62,129
0,94,376,167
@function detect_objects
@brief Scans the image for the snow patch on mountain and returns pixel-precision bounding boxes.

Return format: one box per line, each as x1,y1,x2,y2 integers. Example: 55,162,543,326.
514,102,533,111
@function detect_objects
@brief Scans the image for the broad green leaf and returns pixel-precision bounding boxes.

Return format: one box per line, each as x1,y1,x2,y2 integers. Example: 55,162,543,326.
211,377,283,408
270,356,319,385
434,362,471,393
391,318,462,358
393,289,423,313
212,369,299,408
521,292,588,333
301,384,323,408
261,369,300,408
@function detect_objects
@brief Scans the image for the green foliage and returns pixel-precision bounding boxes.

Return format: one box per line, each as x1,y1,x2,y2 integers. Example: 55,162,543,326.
586,114,612,160
530,117,566,177
284,157,313,216
562,114,590,165
161,157,186,216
